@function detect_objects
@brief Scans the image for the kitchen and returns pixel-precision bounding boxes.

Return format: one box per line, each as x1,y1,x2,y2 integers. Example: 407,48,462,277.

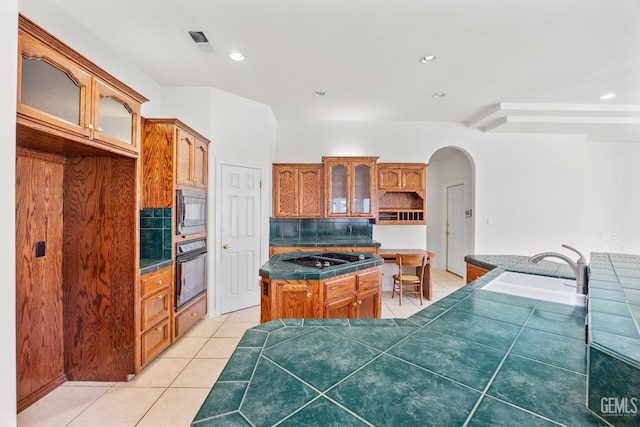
3,1,640,426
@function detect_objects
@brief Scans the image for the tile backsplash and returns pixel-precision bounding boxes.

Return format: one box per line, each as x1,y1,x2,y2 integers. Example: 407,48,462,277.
140,208,172,259
270,218,374,241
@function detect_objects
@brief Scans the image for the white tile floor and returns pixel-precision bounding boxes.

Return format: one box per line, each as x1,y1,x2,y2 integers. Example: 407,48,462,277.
17,269,464,427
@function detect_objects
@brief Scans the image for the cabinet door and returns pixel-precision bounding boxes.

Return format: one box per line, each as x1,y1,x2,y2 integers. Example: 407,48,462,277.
401,167,425,191
298,166,323,217
356,287,380,318
92,78,140,155
192,138,208,189
273,165,298,217
275,282,317,318
325,159,350,216
378,167,402,190
324,294,358,319
18,31,92,139
176,128,195,186
351,159,376,216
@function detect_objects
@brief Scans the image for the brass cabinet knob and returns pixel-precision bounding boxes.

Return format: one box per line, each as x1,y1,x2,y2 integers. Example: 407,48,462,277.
306,292,312,298
87,123,94,129
157,280,162,285
223,244,232,249
352,302,358,307
97,126,102,132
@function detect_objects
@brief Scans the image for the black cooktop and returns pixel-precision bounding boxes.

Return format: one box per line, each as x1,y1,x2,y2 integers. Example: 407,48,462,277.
285,252,365,269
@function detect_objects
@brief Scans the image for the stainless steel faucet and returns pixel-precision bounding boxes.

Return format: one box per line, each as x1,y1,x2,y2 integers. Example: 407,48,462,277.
527,244,589,294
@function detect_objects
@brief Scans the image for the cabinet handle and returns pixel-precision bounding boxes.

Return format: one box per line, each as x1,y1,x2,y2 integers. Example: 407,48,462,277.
192,312,198,317
156,327,163,331
157,280,162,285
193,179,198,183
87,123,94,129
358,300,363,305
306,292,312,298
352,302,358,307
157,295,164,300
97,127,103,132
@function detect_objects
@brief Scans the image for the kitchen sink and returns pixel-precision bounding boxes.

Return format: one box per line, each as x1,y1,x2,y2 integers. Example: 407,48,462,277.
481,271,586,307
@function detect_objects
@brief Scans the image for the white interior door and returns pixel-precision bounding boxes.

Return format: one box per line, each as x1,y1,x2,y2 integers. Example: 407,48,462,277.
446,183,465,276
219,163,262,314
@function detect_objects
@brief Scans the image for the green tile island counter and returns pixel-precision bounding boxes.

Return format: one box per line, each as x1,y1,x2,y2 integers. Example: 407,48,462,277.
192,253,640,426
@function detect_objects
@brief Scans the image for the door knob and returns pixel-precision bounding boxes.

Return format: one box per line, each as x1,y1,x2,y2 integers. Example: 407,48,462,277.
223,244,232,249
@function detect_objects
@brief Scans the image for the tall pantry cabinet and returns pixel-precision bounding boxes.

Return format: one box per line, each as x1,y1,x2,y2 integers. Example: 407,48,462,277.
141,118,210,341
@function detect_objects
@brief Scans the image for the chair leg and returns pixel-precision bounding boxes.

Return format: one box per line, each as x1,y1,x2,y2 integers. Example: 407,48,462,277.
399,283,402,306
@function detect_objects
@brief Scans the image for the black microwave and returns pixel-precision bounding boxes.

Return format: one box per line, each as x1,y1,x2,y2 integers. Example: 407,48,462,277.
176,189,207,235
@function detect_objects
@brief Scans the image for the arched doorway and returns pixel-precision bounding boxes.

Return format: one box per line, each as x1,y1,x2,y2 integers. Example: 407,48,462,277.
427,147,475,278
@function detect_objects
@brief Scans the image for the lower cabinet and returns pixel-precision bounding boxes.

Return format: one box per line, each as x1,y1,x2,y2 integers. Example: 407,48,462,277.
261,266,382,322
175,293,207,339
466,263,490,284
139,266,172,367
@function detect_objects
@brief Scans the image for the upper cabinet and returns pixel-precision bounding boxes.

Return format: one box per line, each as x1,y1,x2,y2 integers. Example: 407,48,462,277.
377,163,428,224
16,15,147,158
272,163,323,218
323,156,378,218
378,163,426,191
141,118,211,208
176,127,208,190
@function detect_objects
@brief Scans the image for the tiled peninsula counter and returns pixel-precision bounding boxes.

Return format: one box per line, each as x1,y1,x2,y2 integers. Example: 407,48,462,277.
192,253,640,426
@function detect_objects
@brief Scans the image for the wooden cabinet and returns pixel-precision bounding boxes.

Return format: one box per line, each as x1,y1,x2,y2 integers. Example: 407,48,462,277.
272,163,323,217
323,156,378,218
466,263,491,284
260,266,382,322
17,16,146,158
141,118,210,207
176,127,208,189
175,294,208,338
139,266,172,366
377,163,427,224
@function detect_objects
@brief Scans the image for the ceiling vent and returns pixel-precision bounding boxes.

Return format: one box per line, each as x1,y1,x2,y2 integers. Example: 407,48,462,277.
188,31,216,53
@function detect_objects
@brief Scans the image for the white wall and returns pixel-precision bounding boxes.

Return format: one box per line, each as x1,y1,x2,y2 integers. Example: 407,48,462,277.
275,120,616,260
585,142,640,255
3,2,18,425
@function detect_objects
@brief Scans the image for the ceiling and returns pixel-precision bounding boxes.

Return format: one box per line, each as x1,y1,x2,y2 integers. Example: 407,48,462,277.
28,0,640,141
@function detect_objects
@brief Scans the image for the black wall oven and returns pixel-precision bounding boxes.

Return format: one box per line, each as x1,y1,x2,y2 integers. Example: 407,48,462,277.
175,239,207,310
176,189,206,236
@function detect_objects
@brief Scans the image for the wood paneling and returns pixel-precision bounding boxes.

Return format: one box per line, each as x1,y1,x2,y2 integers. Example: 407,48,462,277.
63,156,137,381
16,148,66,412
466,263,490,284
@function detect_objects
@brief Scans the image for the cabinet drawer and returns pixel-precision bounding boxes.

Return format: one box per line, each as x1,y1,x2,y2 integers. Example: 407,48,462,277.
175,295,207,338
324,275,356,300
141,287,170,331
141,318,170,366
357,268,381,292
140,266,172,297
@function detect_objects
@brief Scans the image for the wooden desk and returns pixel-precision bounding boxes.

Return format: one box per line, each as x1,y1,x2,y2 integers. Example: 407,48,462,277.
379,249,436,301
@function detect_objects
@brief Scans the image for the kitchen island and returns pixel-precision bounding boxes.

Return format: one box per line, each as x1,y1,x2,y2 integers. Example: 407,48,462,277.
259,252,384,322
192,253,640,426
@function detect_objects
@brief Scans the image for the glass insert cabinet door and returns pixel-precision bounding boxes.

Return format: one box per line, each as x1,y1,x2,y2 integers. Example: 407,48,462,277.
324,157,377,218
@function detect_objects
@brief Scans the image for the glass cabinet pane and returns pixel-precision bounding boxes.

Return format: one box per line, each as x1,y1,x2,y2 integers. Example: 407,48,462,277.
353,164,371,214
330,164,348,213
21,57,81,125
98,96,133,143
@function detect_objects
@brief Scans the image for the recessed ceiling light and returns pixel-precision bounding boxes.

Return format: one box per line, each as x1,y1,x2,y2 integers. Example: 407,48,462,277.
314,91,326,97
229,52,245,61
432,92,446,98
420,55,437,63
599,93,616,100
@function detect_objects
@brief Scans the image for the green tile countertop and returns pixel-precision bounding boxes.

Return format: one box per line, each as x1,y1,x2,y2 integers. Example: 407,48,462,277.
269,238,381,248
193,259,624,426
259,252,384,281
139,258,172,276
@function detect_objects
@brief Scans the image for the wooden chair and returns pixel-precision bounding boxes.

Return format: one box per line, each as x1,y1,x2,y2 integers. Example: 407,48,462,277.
392,254,427,306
